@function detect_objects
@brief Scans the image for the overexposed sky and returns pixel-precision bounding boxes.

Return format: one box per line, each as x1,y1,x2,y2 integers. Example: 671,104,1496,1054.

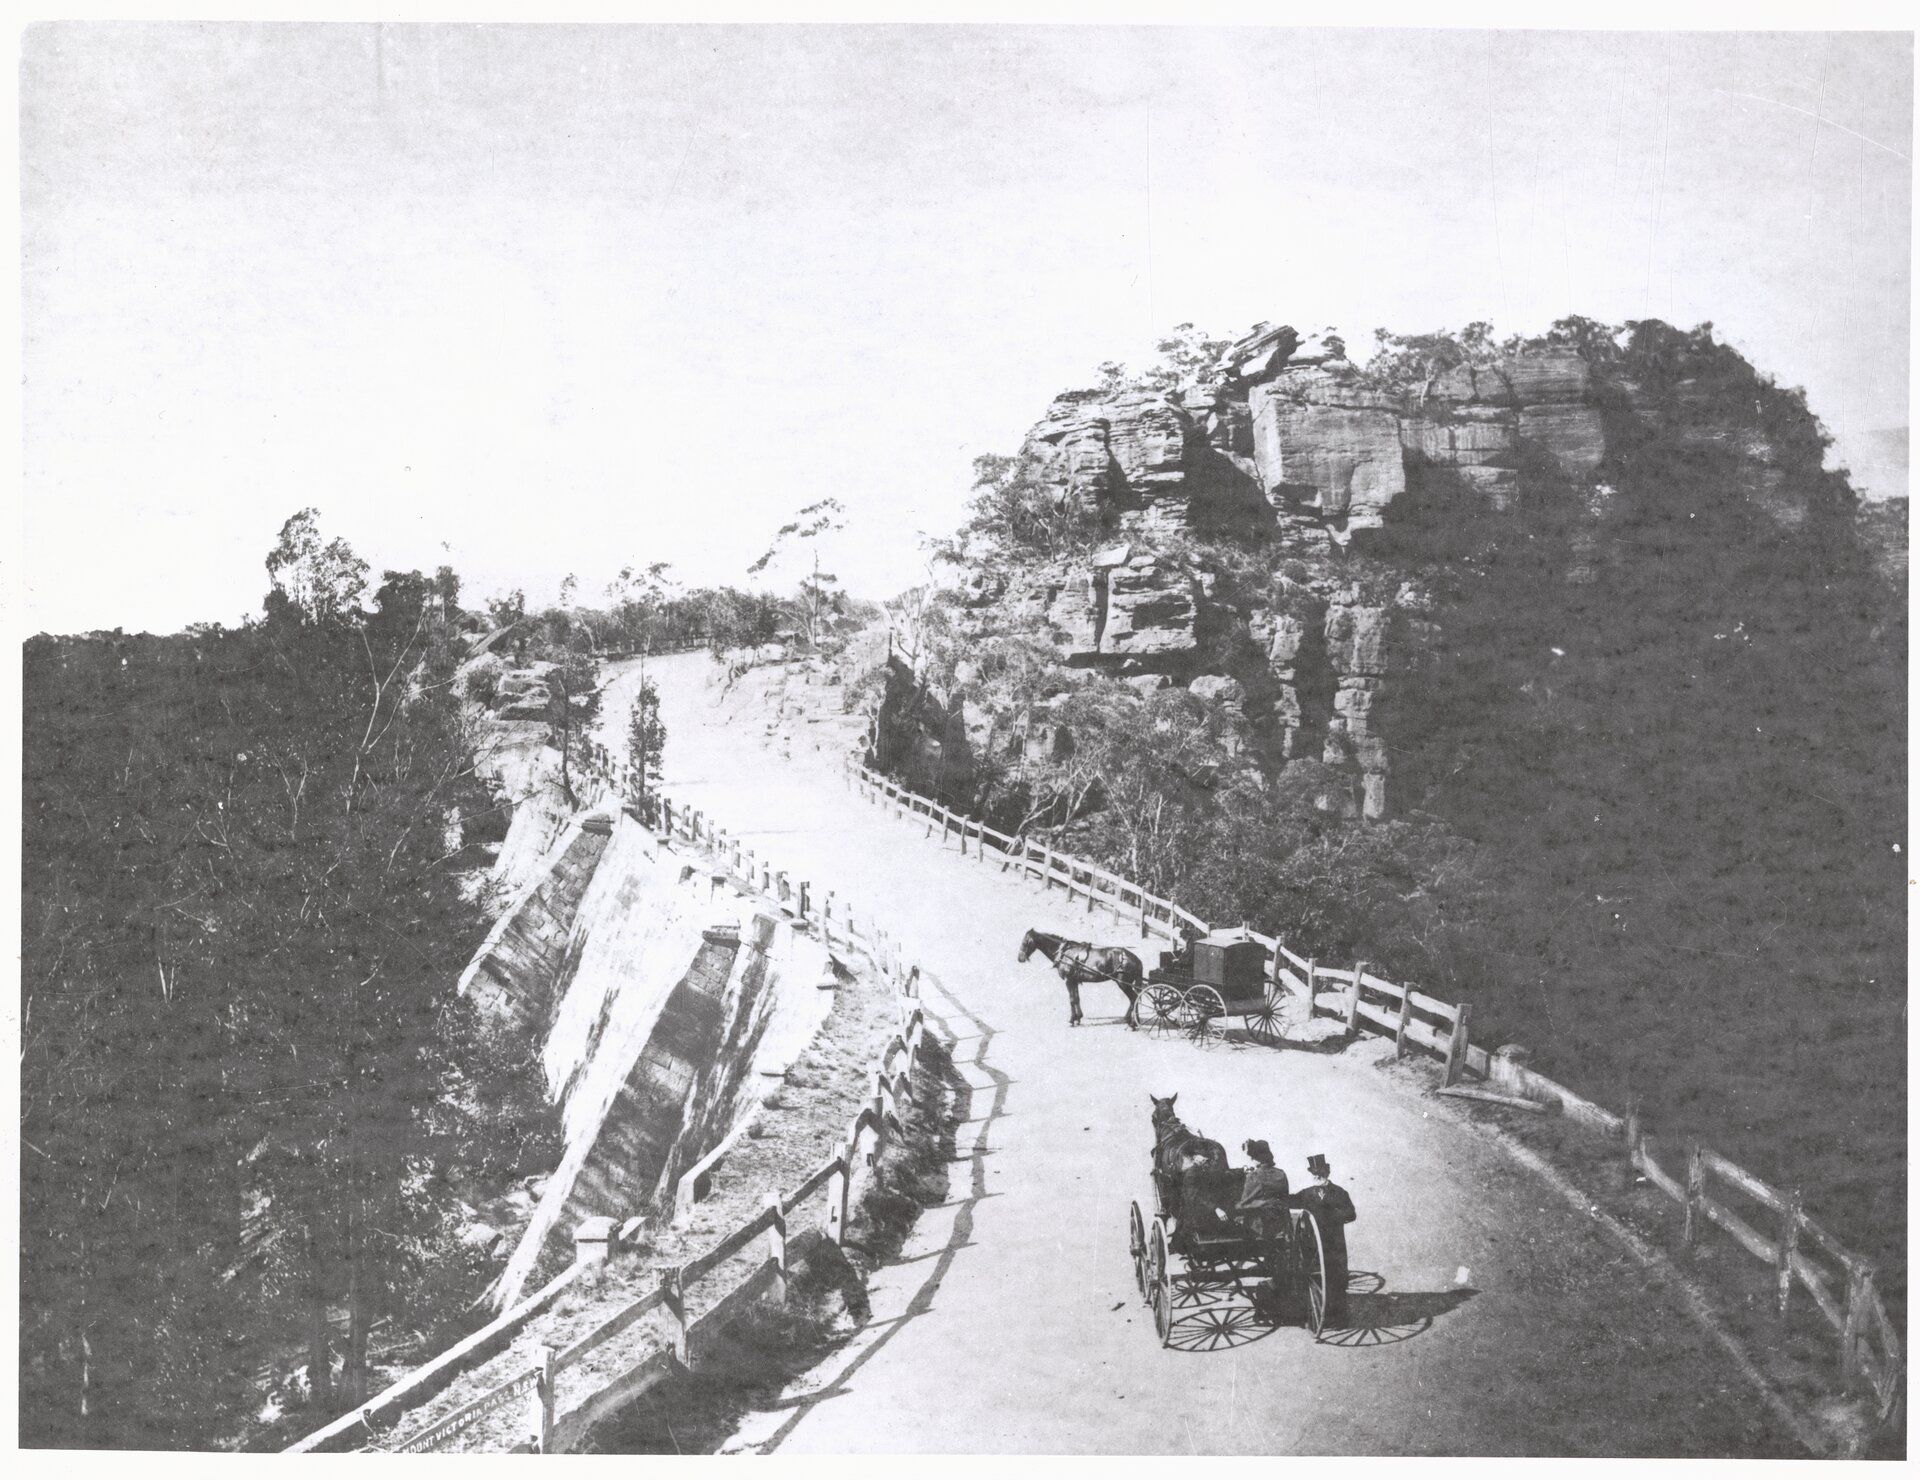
21,24,1914,634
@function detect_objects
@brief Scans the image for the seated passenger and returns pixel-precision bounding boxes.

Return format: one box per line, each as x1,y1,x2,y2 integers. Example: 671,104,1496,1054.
1235,1139,1291,1238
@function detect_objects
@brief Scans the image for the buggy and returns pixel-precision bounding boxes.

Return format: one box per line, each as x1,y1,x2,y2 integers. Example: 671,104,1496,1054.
1128,1158,1330,1348
1143,927,1281,1044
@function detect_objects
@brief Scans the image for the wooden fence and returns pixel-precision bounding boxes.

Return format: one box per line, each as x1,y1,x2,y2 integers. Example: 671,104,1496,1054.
383,998,926,1454
841,750,1903,1428
462,656,1901,1435
287,756,933,1454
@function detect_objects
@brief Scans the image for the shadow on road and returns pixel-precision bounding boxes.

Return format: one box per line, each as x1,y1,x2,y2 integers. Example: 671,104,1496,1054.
1316,1275,1477,1349
744,968,1012,1452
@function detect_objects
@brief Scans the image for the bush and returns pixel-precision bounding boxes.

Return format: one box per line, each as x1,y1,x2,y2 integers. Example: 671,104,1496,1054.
460,653,505,708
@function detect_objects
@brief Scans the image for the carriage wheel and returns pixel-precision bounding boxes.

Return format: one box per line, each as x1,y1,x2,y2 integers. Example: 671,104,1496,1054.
1245,993,1282,1046
1294,1209,1329,1336
1182,986,1226,1046
1147,1218,1173,1347
1129,1201,1147,1299
1143,983,1185,1036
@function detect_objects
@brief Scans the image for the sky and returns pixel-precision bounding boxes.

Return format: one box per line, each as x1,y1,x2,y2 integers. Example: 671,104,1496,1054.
19,24,1914,635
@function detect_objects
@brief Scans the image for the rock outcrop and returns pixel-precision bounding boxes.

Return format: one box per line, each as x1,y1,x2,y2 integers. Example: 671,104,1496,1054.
919,318,1837,821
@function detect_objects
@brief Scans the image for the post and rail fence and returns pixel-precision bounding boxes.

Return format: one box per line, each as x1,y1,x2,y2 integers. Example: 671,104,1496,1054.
835,743,1903,1428
286,748,931,1455
379,649,1896,1445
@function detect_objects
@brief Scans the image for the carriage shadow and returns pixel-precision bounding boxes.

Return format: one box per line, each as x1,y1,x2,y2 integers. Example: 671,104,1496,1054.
1314,1273,1477,1349
1159,1275,1283,1353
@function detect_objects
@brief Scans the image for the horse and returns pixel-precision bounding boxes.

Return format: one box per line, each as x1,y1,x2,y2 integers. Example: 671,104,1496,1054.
1017,927,1146,1028
1149,1093,1234,1248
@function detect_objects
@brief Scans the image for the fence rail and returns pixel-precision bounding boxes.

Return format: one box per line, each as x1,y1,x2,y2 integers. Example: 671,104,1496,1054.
288,751,935,1455
844,742,1904,1431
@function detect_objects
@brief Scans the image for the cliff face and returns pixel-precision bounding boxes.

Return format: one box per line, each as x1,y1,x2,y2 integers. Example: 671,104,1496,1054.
921,318,1843,820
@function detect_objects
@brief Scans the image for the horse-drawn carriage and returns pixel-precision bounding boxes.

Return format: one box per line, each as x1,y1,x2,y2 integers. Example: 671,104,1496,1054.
1129,1095,1330,1346
1142,928,1283,1044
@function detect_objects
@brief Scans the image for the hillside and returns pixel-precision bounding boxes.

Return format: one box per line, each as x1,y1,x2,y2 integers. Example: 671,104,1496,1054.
871,317,1907,1304
20,597,559,1447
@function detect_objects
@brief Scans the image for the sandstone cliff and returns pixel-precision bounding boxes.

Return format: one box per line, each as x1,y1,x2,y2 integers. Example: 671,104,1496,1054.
907,317,1845,821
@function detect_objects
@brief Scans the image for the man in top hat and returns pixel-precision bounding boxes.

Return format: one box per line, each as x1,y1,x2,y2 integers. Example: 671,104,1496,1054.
1295,1153,1356,1326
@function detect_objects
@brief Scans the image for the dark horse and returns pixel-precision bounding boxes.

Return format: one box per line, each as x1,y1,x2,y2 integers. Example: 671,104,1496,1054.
1149,1093,1233,1248
1018,928,1146,1028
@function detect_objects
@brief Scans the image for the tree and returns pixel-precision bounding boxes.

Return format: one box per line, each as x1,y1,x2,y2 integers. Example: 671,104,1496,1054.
748,498,847,647
21,592,511,1444
625,680,666,813
1139,323,1233,393
483,587,527,660
264,508,369,623
606,562,676,652
957,452,1103,561
432,564,461,621
545,652,603,807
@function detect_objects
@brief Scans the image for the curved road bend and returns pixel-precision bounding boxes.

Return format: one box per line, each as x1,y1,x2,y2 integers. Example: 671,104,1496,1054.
605,653,1801,1457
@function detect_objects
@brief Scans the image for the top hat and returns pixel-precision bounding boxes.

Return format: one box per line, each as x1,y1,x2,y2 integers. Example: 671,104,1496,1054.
1307,1153,1330,1178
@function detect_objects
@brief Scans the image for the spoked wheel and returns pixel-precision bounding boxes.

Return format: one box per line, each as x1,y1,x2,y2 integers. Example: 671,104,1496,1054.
1143,982,1185,1037
1244,992,1282,1046
1148,1218,1173,1347
1294,1209,1329,1336
1182,986,1226,1046
1129,1201,1147,1299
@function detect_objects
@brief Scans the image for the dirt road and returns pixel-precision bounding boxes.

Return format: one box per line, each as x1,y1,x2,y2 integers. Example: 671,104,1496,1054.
608,652,1804,1457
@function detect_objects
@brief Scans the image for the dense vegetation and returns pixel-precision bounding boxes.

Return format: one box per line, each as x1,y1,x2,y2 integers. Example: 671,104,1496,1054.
21,517,557,1448
890,319,1906,1295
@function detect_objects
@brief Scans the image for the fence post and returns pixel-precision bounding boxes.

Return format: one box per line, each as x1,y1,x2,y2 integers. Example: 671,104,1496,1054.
870,1076,889,1157
826,1158,850,1246
1621,1096,1644,1190
1042,840,1053,890
765,1191,789,1303
526,1345,556,1453
1775,1189,1803,1317
1393,985,1412,1059
1443,1003,1473,1087
1682,1141,1706,1249
798,880,810,919
1842,1263,1876,1383
1305,958,1316,1010
662,1269,690,1369
1345,962,1365,1034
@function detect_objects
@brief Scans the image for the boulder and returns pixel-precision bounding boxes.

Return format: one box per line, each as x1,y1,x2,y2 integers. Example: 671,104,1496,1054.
1325,603,1391,675
1104,391,1193,493
1266,612,1311,668
1402,408,1518,468
1188,674,1247,709
1518,403,1607,477
1248,386,1406,532
1504,347,1591,404
1218,322,1300,384
1124,674,1171,697
1453,463,1520,509
1046,574,1100,662
1023,721,1072,762
1100,560,1197,659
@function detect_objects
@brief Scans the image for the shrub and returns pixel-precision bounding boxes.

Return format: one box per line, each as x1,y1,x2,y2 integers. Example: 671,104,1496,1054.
460,653,505,708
